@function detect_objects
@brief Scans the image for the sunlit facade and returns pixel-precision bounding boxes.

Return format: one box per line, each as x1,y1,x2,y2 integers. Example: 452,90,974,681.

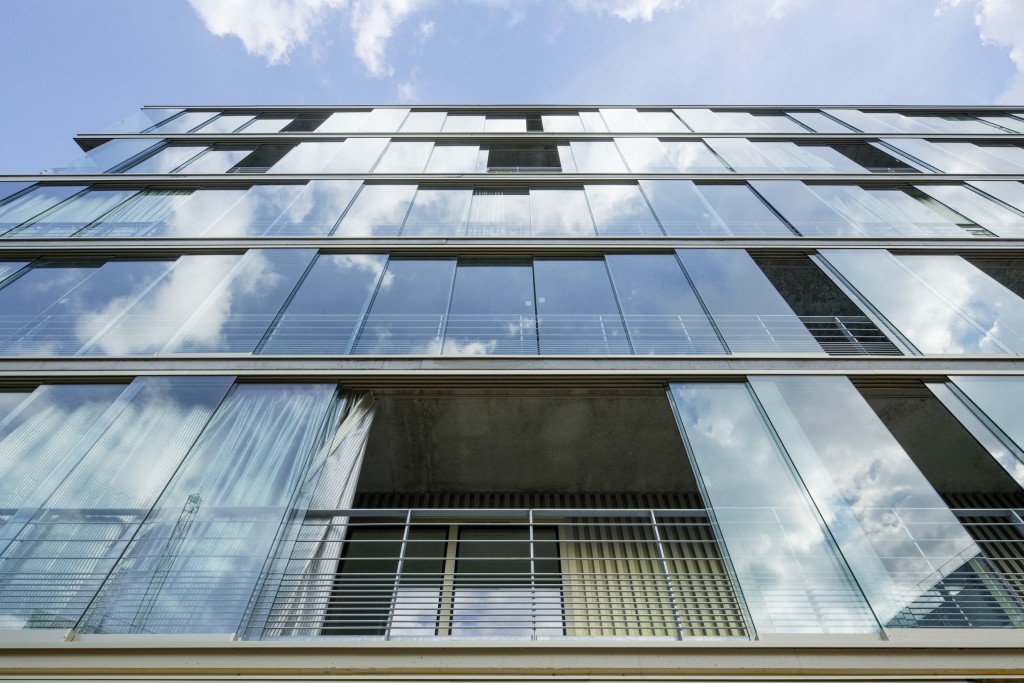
0,105,1023,680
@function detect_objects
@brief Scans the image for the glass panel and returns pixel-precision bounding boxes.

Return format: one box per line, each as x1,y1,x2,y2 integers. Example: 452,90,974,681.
319,111,371,132
0,260,175,356
373,141,433,173
606,254,723,354
969,181,1024,214
788,111,854,133
599,108,647,132
100,108,182,133
817,249,1024,355
529,188,595,236
912,115,1003,134
267,180,361,236
268,142,345,173
178,146,255,174
929,143,1024,174
0,261,28,284
714,112,773,132
640,180,727,236
260,254,386,355
360,108,409,132
980,115,1024,133
444,262,536,355
0,264,97,350
80,382,336,635
750,181,856,236
424,145,482,173
201,185,307,237
557,144,577,172
881,139,985,173
484,117,526,132
194,114,254,134
0,186,85,235
82,254,242,355
673,108,732,132
467,189,531,236
696,184,792,236
851,187,965,237
750,376,1006,628
534,259,630,354
0,375,234,631
916,185,1024,237
803,185,956,237
755,142,867,173
147,111,218,133
335,184,416,236
638,110,689,132
615,138,674,172
320,138,388,173
167,249,315,354
584,184,661,236
125,145,208,174
569,141,628,173
541,114,584,132
669,382,878,633
676,249,823,354
400,111,446,132
10,189,138,238
441,115,485,132
52,139,159,174
239,116,293,133
82,188,247,238
704,138,776,173
578,111,609,132
354,259,457,354
752,114,808,133
0,182,32,204
402,187,472,236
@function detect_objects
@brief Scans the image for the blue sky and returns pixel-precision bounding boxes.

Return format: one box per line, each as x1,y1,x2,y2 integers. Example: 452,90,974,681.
1,0,1022,174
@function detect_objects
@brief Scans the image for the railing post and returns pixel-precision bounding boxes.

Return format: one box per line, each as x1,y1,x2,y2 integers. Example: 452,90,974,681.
649,510,684,639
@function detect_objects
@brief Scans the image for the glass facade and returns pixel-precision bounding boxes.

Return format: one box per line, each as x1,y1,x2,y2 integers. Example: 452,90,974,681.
4,105,1024,655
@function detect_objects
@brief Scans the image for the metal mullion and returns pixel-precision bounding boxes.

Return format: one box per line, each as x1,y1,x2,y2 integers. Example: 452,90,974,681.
383,509,412,640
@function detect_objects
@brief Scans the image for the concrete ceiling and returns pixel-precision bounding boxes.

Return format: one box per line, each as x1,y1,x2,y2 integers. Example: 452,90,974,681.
357,390,698,495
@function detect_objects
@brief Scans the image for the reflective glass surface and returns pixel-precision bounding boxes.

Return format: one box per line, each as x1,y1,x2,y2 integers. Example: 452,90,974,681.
402,187,472,236
361,108,410,131
269,142,345,173
676,249,822,354
750,181,856,236
638,110,689,132
705,138,776,172
52,139,159,174
321,138,388,173
125,145,208,174
584,184,661,236
0,182,32,205
10,189,138,237
319,111,371,132
756,142,866,173
916,184,1024,236
673,109,732,132
83,188,247,237
529,188,595,236
467,189,530,236
788,111,854,133
444,262,537,355
100,108,182,133
639,180,726,236
541,114,584,132
441,115,485,132
260,254,387,354
533,259,630,354
599,109,647,132
335,184,416,236
268,180,361,236
424,145,482,173
0,185,86,235
179,146,255,174
578,111,609,132
373,141,433,173
400,111,446,132
569,141,628,173
484,117,526,132
695,183,791,236
194,114,254,134
147,111,218,133
202,185,307,236
240,116,293,133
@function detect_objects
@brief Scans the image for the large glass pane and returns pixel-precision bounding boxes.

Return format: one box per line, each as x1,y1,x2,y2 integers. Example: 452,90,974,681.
584,184,662,236
124,145,209,174
969,181,1024,214
322,138,388,173
402,187,472,236
318,111,371,132
82,254,242,355
484,117,526,132
696,184,792,236
752,114,809,133
100,108,182,133
569,141,628,173
201,185,307,236
467,189,531,236
399,111,446,132
0,263,98,350
750,376,1008,628
578,111,609,132
606,254,723,354
755,142,867,173
81,188,247,238
600,108,647,132
194,114,254,134
0,261,28,284
802,185,959,237
615,138,674,172
928,143,1024,174
177,146,255,174
676,249,823,354
166,249,315,354
360,108,409,132
269,142,345,173
80,382,336,635
916,184,1024,237
267,180,361,236
750,181,857,236
817,249,1024,355
0,375,234,631
8,189,138,238
669,382,878,633
881,139,985,173
260,254,387,354
788,111,854,133
704,139,776,173
673,109,732,132
335,184,416,236
640,180,727,236
51,139,159,174
353,259,457,354
444,262,536,355
714,111,773,132
373,141,433,173
239,116,293,133
663,142,730,172
0,186,86,235
147,111,218,133
0,182,33,204
534,259,630,354
529,188,595,236
0,259,175,356
441,115,485,132
541,114,584,132
980,115,1024,133
424,145,482,173
638,110,689,132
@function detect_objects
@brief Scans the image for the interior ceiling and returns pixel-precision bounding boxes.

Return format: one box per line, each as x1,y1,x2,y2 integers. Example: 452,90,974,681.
357,390,697,495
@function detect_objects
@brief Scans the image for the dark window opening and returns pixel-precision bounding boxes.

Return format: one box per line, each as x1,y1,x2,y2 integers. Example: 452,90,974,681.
227,144,297,173
827,142,919,173
486,143,561,173
282,112,332,132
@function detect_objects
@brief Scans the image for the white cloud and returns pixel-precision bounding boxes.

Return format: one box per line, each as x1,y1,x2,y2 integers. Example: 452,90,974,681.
937,0,1024,103
188,0,347,65
566,0,688,22
397,80,419,102
351,0,432,77
418,19,436,41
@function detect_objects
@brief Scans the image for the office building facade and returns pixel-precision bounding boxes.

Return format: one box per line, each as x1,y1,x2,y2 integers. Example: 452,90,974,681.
0,105,1023,680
